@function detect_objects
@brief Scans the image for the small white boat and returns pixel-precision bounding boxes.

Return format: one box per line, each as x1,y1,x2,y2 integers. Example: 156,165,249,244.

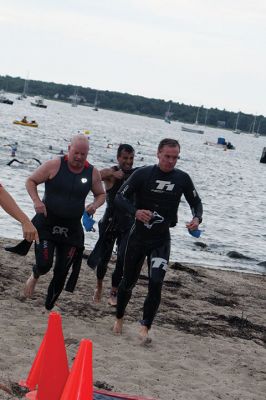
181,106,204,134
0,90,13,105
17,78,29,100
31,96,47,108
181,126,204,134
233,112,241,134
164,101,172,123
92,91,99,111
71,88,79,107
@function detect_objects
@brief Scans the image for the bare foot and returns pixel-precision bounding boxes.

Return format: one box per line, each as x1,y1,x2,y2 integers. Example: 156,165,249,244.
24,274,38,298
92,287,102,303
113,318,123,334
138,325,152,345
108,290,117,306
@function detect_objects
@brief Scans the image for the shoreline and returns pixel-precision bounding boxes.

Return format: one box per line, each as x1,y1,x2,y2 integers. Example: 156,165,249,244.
0,237,265,400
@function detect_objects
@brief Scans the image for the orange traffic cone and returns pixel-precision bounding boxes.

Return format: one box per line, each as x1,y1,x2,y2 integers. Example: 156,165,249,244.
19,334,47,390
26,311,69,400
60,339,93,400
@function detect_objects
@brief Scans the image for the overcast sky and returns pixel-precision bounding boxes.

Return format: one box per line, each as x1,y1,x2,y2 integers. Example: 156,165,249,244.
0,0,265,115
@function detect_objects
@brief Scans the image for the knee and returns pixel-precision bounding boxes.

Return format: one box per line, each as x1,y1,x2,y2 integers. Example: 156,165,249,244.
33,261,53,276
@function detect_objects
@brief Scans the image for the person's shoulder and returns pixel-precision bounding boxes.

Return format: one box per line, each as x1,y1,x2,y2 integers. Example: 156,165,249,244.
43,157,61,168
134,164,154,173
169,167,191,181
172,167,189,177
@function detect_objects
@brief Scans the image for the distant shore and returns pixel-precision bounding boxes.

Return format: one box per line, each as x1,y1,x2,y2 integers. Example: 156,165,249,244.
0,236,265,400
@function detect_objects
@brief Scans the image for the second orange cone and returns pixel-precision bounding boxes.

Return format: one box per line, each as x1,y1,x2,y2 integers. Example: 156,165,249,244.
60,339,93,400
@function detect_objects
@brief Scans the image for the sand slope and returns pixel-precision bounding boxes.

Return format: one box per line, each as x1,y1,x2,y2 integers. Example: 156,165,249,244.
0,237,265,400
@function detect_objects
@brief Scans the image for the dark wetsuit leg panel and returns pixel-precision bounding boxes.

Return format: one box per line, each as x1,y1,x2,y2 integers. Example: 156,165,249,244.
116,230,146,319
45,244,77,310
33,240,55,278
96,231,117,280
111,228,130,288
142,240,170,329
87,214,117,274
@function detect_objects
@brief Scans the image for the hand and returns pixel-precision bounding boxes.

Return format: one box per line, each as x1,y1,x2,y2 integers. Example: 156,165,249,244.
86,203,96,215
135,209,153,224
113,170,124,180
186,217,199,231
34,200,47,216
21,220,39,243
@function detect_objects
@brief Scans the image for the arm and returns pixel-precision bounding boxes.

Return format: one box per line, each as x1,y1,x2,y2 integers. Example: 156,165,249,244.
100,167,124,181
0,185,39,242
100,167,124,190
183,175,203,230
85,167,106,215
115,169,152,224
26,158,60,216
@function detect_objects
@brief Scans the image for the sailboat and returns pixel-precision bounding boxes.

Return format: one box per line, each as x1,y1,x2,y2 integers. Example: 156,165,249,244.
17,78,29,100
71,88,78,107
250,115,259,137
204,109,208,126
233,112,241,134
181,106,204,134
254,119,261,137
92,91,99,111
164,102,172,124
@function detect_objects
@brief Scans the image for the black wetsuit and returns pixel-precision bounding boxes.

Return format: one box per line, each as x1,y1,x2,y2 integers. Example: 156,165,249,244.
87,166,135,289
114,165,203,329
33,156,93,310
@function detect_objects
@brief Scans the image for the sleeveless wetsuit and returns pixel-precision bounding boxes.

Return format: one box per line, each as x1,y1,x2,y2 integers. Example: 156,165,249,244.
87,166,136,288
33,156,94,310
115,165,203,328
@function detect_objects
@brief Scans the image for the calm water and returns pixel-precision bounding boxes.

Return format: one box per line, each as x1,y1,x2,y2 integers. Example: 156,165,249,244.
0,93,265,274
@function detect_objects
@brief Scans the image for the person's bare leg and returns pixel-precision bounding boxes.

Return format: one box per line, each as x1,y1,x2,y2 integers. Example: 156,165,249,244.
113,318,123,334
93,279,103,303
108,287,118,306
24,273,38,297
138,324,152,344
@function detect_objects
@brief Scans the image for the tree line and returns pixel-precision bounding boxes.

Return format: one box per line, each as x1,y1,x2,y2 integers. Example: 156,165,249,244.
0,74,265,135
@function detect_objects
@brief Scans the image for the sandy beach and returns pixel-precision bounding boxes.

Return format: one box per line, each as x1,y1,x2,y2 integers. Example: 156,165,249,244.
0,236,265,400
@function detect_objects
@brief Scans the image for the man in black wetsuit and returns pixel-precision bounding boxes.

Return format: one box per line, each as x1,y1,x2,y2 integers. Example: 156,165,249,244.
24,134,105,310
113,138,203,342
87,144,135,306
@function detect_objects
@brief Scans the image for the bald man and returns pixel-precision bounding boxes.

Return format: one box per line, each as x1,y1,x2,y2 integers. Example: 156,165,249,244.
24,134,106,310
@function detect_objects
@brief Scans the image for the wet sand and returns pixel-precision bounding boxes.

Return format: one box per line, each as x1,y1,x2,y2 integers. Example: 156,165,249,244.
0,237,265,400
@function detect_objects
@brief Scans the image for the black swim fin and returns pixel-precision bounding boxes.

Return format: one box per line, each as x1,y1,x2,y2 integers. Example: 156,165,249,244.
4,239,33,256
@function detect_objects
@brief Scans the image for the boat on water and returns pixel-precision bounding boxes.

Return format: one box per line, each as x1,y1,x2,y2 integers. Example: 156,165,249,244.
181,126,204,134
71,88,79,107
31,97,47,108
181,106,204,134
164,101,172,124
92,91,99,111
0,90,13,105
232,112,241,134
13,120,38,128
17,78,29,100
